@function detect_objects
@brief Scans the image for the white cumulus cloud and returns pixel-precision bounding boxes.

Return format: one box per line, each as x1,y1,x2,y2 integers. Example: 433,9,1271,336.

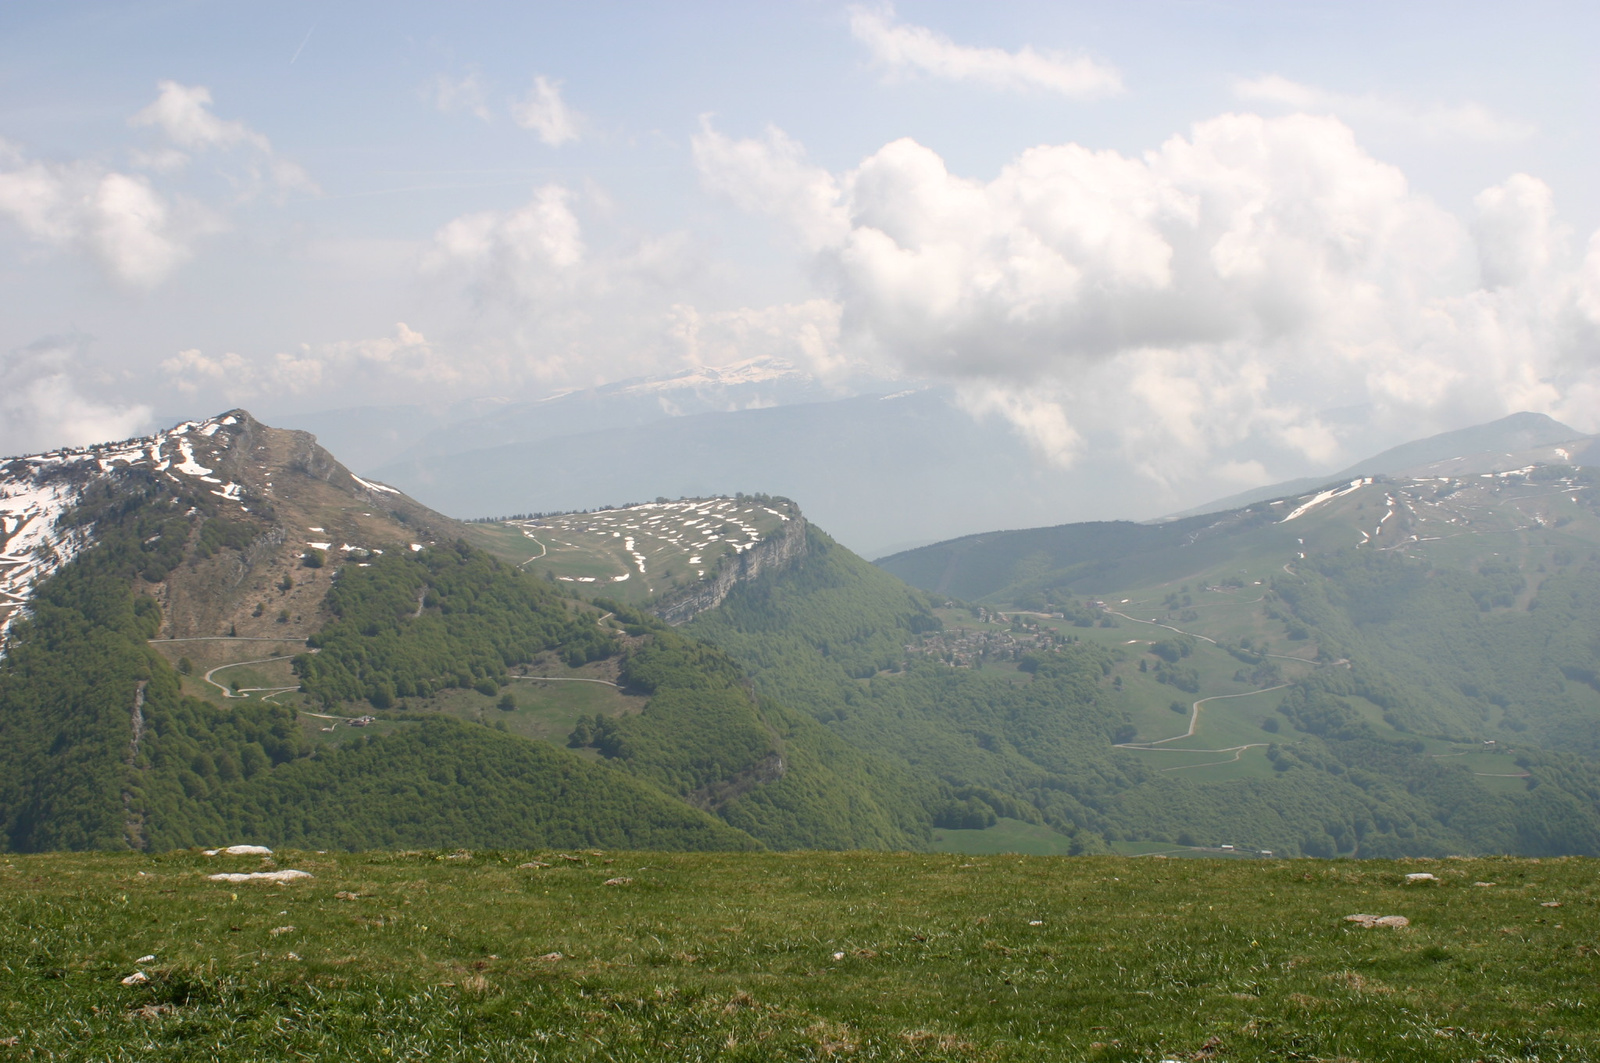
0,339,151,456
691,120,849,252
1473,173,1560,289
0,81,315,287
849,5,1122,98
0,140,217,287
696,114,1600,477
511,76,580,146
130,81,318,197
425,184,586,304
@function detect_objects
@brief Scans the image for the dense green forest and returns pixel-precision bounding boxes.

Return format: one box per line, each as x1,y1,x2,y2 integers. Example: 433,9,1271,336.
0,483,938,853
296,543,612,706
687,525,1128,853
216,716,755,851
0,472,305,851
570,604,937,849
1272,550,1600,750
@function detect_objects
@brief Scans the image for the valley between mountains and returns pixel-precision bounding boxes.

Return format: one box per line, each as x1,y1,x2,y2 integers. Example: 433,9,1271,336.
4,409,1600,860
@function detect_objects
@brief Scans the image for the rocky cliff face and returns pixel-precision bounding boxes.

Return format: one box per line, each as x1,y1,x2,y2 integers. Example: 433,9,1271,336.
653,511,810,624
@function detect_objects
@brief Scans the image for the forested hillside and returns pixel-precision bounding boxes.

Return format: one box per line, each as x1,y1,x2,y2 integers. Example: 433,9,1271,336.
0,453,931,853
853,463,1600,856
683,519,1600,857
572,606,933,849
0,446,767,853
0,482,758,852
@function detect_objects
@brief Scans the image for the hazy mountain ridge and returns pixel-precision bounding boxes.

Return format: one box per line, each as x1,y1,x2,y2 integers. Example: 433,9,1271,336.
867,441,1600,854
272,357,884,475
369,387,1179,557
1169,412,1595,520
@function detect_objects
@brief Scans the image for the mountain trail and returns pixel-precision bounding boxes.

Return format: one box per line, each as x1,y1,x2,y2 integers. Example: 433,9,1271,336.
1117,684,1290,749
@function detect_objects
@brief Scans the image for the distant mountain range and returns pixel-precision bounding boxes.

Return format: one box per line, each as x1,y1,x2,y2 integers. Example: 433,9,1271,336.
1167,411,1596,519
264,361,1598,559
8,406,1600,860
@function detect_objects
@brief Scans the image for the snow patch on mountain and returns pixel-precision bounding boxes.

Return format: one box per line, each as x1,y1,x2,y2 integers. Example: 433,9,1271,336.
0,412,250,643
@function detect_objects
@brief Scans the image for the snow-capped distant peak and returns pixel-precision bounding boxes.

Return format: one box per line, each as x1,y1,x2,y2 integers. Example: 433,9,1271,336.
618,357,807,395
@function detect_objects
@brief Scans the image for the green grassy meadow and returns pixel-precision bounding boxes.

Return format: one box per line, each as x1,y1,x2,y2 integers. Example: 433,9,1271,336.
4,851,1600,1061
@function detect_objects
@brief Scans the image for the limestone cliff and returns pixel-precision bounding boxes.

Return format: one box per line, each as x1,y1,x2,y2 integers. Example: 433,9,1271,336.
652,510,810,624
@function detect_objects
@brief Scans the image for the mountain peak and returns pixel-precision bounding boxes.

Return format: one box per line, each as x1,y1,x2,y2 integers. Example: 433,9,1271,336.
1,410,461,644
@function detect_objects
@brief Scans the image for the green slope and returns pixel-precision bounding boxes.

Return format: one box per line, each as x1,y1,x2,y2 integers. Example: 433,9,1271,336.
875,511,1290,603
13,436,1600,860
0,468,936,854
215,716,755,851
573,601,935,849
858,464,1600,855
686,505,1600,857
0,481,755,853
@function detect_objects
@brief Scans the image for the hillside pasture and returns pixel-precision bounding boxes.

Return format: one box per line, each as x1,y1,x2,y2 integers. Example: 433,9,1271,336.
467,497,796,604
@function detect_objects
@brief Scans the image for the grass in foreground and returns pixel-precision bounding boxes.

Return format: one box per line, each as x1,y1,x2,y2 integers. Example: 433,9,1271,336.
2,851,1598,1061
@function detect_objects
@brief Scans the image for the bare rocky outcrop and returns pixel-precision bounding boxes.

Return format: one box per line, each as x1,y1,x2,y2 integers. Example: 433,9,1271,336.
652,512,810,625
1344,914,1410,928
127,410,464,639
122,680,148,850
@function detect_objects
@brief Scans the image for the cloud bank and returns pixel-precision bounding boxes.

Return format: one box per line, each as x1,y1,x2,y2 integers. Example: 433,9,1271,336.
696,112,1600,481
1,338,151,456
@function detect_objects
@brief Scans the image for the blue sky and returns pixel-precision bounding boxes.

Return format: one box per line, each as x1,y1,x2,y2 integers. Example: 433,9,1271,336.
2,1,1597,494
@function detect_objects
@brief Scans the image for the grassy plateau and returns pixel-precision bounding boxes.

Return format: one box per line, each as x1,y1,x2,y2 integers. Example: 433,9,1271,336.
3,851,1599,1061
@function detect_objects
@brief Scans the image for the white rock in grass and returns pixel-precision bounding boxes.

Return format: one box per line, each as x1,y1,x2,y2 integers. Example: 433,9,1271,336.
202,845,273,856
121,971,149,986
136,954,156,964
1404,872,1438,883
207,870,312,884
